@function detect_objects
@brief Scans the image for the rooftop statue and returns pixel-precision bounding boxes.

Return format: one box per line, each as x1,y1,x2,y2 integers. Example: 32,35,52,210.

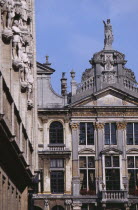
103,19,114,50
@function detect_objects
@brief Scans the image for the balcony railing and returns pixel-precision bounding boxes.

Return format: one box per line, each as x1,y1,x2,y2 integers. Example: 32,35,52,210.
102,190,128,202
39,144,71,156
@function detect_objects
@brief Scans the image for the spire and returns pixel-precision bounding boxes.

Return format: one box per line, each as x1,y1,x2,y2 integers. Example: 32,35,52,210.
103,19,114,50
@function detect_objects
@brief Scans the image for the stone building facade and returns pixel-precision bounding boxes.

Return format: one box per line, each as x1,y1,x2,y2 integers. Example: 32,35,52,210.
0,0,38,209
33,20,138,210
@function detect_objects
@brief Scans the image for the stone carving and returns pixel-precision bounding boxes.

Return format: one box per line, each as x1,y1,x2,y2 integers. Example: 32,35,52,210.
103,71,115,84
104,54,114,71
65,199,72,205
1,0,15,29
27,70,33,110
70,123,79,130
117,122,127,130
12,20,23,60
44,199,48,207
95,122,104,130
103,19,114,50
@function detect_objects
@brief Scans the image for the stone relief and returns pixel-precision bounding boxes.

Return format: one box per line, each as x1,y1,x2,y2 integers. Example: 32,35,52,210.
0,0,33,109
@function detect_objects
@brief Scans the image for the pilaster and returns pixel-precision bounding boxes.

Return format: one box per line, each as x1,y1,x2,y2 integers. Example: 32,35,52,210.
70,122,80,196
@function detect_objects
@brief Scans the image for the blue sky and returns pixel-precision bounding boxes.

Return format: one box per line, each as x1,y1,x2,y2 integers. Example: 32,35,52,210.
35,0,138,93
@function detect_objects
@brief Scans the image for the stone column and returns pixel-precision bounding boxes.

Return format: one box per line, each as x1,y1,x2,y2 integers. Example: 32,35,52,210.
65,199,72,210
70,122,80,196
95,122,104,191
117,121,127,190
44,199,49,210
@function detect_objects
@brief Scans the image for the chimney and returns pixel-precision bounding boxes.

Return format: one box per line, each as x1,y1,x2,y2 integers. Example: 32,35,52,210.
70,69,77,96
61,72,67,96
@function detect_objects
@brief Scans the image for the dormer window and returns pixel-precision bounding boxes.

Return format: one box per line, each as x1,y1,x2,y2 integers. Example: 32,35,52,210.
49,121,63,144
104,123,117,145
79,123,94,145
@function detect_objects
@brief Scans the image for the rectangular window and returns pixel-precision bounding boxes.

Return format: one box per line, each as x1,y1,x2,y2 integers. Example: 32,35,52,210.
127,123,138,145
50,159,64,168
105,123,117,145
127,156,138,195
105,156,120,190
79,156,95,195
51,171,64,193
79,123,94,145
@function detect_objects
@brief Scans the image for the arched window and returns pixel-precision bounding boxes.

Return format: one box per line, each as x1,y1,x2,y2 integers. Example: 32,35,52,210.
50,121,63,144
52,206,64,210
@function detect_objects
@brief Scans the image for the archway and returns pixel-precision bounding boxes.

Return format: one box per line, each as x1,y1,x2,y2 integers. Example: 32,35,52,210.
34,206,43,210
52,205,65,210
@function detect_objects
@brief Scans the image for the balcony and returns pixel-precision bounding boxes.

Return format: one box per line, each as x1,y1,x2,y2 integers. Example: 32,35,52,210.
38,144,71,157
101,190,128,203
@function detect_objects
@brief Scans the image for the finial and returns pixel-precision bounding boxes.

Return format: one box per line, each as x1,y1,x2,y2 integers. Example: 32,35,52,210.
70,69,75,80
44,55,51,66
103,19,114,50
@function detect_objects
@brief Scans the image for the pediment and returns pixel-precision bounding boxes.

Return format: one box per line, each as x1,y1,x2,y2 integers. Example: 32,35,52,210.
71,87,138,107
126,148,138,154
79,148,95,154
101,147,122,155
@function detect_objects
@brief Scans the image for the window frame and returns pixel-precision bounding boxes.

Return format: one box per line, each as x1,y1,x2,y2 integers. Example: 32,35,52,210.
79,122,94,145
79,155,96,194
104,123,117,145
49,121,64,144
103,155,121,190
127,155,138,195
127,123,138,145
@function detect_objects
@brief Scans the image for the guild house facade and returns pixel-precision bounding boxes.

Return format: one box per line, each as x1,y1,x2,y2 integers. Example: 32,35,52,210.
33,20,138,210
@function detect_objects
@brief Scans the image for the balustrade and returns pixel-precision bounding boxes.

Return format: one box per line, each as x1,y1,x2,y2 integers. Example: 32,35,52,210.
102,190,127,201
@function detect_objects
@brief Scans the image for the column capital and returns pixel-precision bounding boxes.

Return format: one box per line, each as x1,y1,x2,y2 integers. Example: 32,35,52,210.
70,122,79,130
94,122,104,129
116,122,127,130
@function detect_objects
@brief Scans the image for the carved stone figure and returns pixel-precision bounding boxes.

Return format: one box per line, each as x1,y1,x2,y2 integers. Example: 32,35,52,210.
12,20,23,60
27,69,33,110
20,0,28,28
1,0,15,29
103,19,114,50
104,54,114,71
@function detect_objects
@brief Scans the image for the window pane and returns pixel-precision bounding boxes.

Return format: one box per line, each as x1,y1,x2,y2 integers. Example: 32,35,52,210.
88,170,96,193
79,157,86,168
79,123,86,145
80,170,87,190
51,171,64,193
127,123,133,145
57,159,64,168
50,122,63,144
88,157,95,168
50,159,56,168
136,157,138,168
106,169,120,190
128,169,135,195
113,156,119,167
111,123,116,144
135,123,138,145
105,123,110,145
127,157,134,168
87,123,94,145
105,156,111,167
